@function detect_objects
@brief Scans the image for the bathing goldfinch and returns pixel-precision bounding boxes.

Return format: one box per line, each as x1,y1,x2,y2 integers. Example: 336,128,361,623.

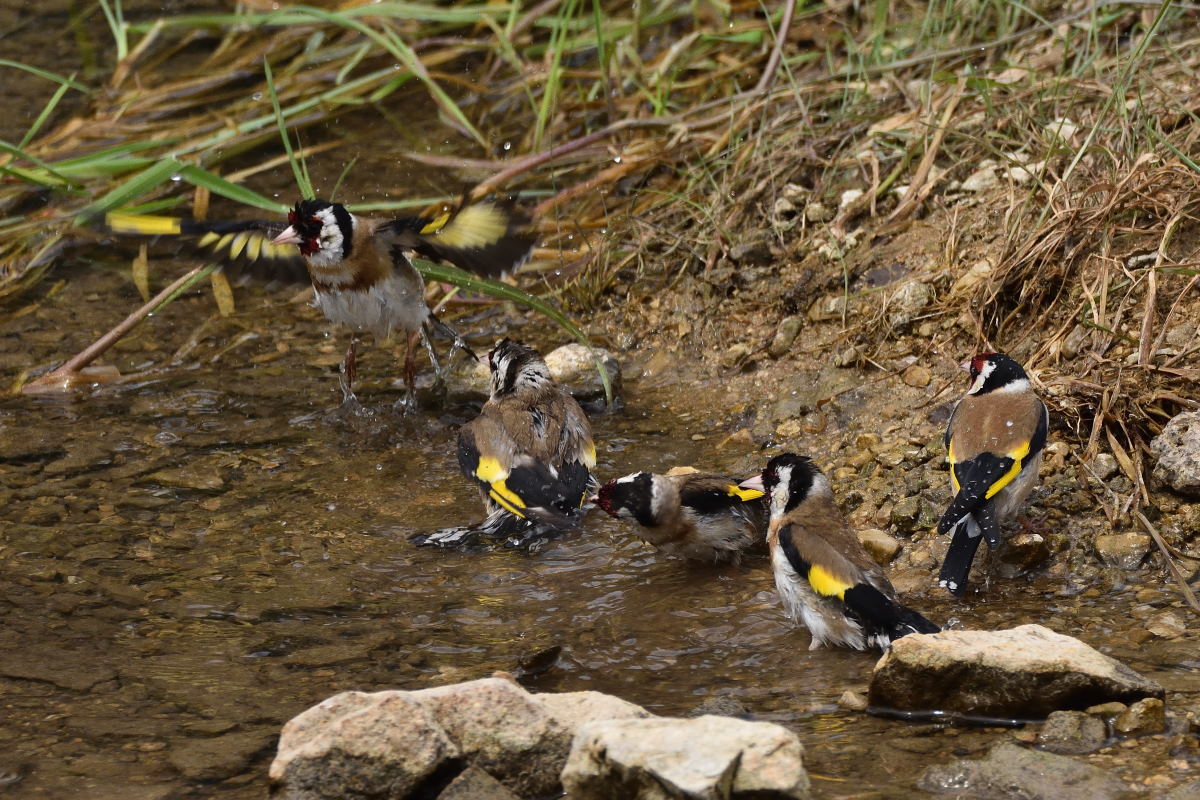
742,453,939,650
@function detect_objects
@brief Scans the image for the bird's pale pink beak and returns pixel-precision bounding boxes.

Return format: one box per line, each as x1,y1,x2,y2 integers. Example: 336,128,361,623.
738,474,765,492
271,226,302,246
587,495,600,505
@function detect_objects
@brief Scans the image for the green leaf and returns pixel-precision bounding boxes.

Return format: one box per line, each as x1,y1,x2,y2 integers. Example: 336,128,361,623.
177,165,288,212
0,59,89,92
264,60,315,200
76,157,185,223
414,258,614,405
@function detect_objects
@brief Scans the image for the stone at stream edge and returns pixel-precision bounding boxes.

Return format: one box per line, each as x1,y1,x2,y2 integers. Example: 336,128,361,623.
1036,710,1108,755
918,741,1129,800
450,343,621,402
868,624,1164,720
1151,411,1200,497
561,715,810,800
270,678,657,800
269,691,461,800
437,765,521,800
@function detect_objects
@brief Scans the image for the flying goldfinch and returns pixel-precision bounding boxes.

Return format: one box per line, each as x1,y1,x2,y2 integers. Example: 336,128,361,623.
107,197,533,408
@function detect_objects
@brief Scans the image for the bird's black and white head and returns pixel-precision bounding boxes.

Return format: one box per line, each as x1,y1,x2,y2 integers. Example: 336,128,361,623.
594,472,659,526
272,198,355,270
962,352,1029,396
743,453,830,520
487,339,551,399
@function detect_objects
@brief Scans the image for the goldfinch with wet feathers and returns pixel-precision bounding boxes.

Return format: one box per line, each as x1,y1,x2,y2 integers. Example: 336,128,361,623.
937,352,1048,595
741,453,939,651
106,197,533,407
594,470,767,563
452,339,597,546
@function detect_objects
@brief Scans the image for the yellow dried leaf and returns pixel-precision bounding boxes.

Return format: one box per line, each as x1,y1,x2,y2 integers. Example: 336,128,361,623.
132,243,150,302
193,185,210,222
210,268,235,316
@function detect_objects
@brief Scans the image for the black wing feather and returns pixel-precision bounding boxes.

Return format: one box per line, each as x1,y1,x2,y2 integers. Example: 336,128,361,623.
938,452,1014,535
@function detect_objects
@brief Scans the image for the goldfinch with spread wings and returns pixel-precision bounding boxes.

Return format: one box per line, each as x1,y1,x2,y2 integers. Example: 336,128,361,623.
742,453,939,650
937,352,1048,595
107,197,532,408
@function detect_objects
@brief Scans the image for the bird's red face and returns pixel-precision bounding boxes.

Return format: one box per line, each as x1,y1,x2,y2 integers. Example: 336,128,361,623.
285,206,323,257
964,353,997,380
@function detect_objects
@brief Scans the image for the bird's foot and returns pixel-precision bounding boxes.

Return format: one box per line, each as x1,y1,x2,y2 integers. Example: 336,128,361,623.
393,389,419,415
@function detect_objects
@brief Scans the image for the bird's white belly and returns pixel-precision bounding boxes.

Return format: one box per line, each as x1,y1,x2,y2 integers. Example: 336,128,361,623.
771,546,865,650
314,275,429,340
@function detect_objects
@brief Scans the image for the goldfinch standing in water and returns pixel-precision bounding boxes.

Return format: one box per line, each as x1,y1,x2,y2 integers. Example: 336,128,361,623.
107,197,533,408
445,339,596,548
741,453,939,650
938,352,1048,595
594,469,767,563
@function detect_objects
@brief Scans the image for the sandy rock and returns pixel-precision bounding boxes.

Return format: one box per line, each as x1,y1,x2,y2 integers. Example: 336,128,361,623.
537,691,653,731
768,316,803,359
438,765,520,800
1113,697,1166,735
857,529,901,564
901,364,932,387
1146,611,1186,639
1090,453,1119,480
169,728,276,781
994,532,1051,577
1162,779,1200,800
542,344,622,402
1093,532,1150,569
887,280,932,328
918,741,1128,800
1037,710,1107,754
414,677,570,798
452,343,620,402
687,695,749,718
561,715,810,800
1151,411,1200,497
269,691,460,800
960,165,999,193
868,624,1164,719
838,691,868,711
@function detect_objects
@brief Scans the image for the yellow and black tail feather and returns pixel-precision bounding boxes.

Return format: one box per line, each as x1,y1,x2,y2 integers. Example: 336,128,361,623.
385,200,534,278
104,212,307,283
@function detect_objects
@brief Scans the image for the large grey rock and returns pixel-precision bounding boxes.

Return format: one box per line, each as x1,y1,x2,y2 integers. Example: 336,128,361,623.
868,624,1164,719
269,691,460,800
561,714,810,799
1151,411,1200,497
918,741,1129,800
413,677,570,798
437,765,521,800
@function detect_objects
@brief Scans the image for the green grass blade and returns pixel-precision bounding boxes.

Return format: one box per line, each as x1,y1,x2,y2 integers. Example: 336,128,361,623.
19,76,74,149
0,59,89,92
177,165,288,213
152,264,220,312
97,0,129,61
264,60,315,200
414,258,613,405
0,139,77,187
76,157,185,223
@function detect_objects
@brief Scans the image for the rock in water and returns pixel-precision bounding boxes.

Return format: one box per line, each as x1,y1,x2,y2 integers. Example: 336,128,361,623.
561,715,810,799
1036,711,1108,755
408,677,571,798
919,741,1128,800
270,678,655,800
1151,411,1200,497
868,624,1163,720
269,691,460,800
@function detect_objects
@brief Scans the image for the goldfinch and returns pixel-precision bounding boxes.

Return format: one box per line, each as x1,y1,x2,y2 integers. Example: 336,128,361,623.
741,453,939,650
106,197,533,408
938,352,1048,595
448,339,596,548
594,469,767,563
